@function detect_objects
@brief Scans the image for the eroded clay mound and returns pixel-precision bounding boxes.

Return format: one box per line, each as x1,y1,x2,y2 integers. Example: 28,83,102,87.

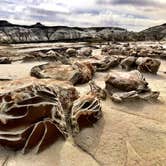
30,62,95,85
105,70,160,102
0,80,102,153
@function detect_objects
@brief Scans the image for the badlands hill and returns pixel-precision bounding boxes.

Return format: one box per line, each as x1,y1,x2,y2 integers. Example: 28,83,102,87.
0,20,166,43
138,23,166,41
0,20,134,43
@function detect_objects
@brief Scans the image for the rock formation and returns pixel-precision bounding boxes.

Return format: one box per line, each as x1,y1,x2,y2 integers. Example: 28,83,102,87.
120,56,137,71
101,42,166,59
120,56,161,74
0,79,102,153
30,62,95,85
65,48,77,57
91,56,120,71
138,23,166,41
0,21,130,43
22,50,68,63
88,80,107,100
105,70,160,102
1,20,166,43
136,57,161,74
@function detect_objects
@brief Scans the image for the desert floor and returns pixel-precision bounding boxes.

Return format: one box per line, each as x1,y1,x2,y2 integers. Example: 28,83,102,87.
0,42,166,166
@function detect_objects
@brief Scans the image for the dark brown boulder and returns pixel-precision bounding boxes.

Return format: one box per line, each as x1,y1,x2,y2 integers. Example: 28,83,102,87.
105,70,159,102
92,56,119,72
120,56,137,71
136,57,161,74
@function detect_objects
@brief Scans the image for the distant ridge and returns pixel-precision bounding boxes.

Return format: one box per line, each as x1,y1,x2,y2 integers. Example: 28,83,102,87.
0,20,127,30
0,20,166,43
138,23,166,40
0,20,14,27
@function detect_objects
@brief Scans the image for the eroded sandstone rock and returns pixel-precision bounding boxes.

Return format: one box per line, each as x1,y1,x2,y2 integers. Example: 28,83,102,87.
120,56,161,74
136,57,161,74
105,70,159,102
0,79,102,153
101,45,111,55
101,42,166,60
22,50,68,63
92,56,120,72
66,48,77,57
31,62,95,85
120,56,137,71
88,80,107,100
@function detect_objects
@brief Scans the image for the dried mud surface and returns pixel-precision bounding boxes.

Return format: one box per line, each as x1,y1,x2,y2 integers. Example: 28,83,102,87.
0,42,166,166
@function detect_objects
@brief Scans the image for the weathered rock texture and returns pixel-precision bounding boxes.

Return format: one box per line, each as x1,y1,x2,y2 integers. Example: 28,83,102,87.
105,70,160,102
1,20,166,44
0,79,102,153
102,43,166,59
31,62,95,85
1,20,166,43
120,56,161,74
136,57,161,74
120,56,137,71
0,20,134,43
22,49,68,63
91,56,120,72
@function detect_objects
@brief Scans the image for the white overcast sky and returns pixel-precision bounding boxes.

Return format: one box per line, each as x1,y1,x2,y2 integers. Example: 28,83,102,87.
0,0,166,31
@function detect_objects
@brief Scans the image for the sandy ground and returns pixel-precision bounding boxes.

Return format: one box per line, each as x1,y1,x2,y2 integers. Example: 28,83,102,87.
0,42,90,54
0,43,166,166
0,62,47,80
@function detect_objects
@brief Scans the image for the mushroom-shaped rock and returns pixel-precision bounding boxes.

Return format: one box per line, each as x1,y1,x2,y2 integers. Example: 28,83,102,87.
105,70,159,102
31,62,95,85
136,57,161,74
